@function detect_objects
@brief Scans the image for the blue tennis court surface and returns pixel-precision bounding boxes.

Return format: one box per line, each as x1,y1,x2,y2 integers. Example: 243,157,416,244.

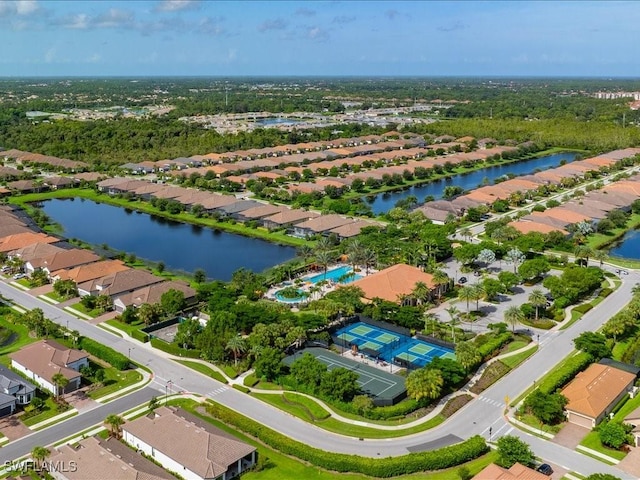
335,321,455,368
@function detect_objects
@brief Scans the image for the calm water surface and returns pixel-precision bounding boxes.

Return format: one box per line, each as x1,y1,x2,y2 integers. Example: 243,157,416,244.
40,198,296,281
609,229,640,260
368,152,579,214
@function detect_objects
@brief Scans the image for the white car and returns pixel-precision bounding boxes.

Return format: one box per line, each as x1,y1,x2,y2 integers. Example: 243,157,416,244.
12,273,25,280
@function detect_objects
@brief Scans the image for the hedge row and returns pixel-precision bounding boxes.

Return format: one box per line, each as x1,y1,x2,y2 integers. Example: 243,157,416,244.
79,337,130,370
131,329,149,343
538,352,592,394
599,288,613,298
204,402,488,477
477,332,512,360
150,338,201,359
335,396,421,421
573,304,593,314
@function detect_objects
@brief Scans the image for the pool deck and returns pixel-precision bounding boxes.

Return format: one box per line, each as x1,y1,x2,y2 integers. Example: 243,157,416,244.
266,263,378,304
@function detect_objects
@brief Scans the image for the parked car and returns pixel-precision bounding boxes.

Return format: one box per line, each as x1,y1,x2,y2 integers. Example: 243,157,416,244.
458,277,467,284
12,273,25,280
536,464,553,476
480,214,492,221
0,266,9,273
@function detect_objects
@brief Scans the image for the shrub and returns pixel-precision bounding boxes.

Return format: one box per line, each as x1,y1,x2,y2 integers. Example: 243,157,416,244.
599,288,613,298
243,374,259,388
573,304,593,314
79,337,130,370
150,338,201,359
233,385,250,393
131,329,149,343
538,352,592,394
204,402,489,476
476,332,512,360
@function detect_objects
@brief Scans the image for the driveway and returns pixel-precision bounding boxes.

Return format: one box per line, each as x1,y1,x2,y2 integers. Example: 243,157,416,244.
0,414,31,441
616,447,640,478
552,422,590,449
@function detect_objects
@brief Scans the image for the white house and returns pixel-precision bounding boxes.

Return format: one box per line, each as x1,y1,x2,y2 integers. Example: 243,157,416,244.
0,365,36,416
10,340,88,396
123,407,256,480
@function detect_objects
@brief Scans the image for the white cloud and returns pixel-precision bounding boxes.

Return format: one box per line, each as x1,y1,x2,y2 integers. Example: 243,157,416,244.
56,13,90,30
94,8,134,29
15,0,37,15
258,18,287,33
155,0,199,12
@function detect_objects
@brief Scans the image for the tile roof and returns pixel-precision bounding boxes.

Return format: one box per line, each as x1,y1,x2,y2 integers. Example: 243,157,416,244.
11,242,65,262
0,365,36,397
115,281,196,309
349,264,435,303
79,269,164,297
262,209,320,226
474,462,548,480
123,407,255,479
0,232,59,253
29,248,101,272
561,363,636,419
10,340,87,383
49,436,175,480
508,221,568,236
52,260,130,284
293,215,355,233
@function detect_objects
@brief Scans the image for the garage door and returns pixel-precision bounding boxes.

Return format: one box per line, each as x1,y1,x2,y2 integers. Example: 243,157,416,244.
568,411,593,428
0,405,13,417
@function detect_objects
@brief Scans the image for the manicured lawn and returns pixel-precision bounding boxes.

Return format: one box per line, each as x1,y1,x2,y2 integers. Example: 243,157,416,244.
580,430,626,461
252,392,445,438
22,396,72,427
175,359,227,384
515,412,564,435
0,317,37,357
43,291,66,303
105,318,145,336
501,345,538,369
70,302,102,318
170,397,499,480
14,279,31,288
86,367,143,400
504,340,528,354
221,364,239,379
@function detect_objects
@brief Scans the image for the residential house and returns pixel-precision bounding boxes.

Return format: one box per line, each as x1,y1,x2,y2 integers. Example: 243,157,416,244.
6,180,47,194
291,214,354,238
113,281,197,313
473,462,548,480
48,436,176,480
122,407,256,480
349,264,437,304
216,200,262,218
25,248,101,276
51,260,129,284
10,242,65,264
561,362,637,428
232,204,287,223
0,232,59,253
10,340,89,396
0,365,37,417
44,177,77,190
508,220,568,236
262,209,320,230
329,220,382,239
77,269,164,299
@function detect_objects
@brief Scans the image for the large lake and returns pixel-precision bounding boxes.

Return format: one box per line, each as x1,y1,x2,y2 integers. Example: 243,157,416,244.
368,152,579,214
609,229,640,260
40,199,297,281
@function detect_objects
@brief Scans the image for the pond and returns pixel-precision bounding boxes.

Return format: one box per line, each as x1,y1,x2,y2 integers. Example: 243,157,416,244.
39,198,297,281
367,152,580,214
608,229,640,260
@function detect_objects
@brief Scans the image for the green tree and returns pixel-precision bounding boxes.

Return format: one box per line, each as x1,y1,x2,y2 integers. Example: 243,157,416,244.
504,305,524,332
30,268,49,287
319,368,360,402
585,474,623,480
504,247,526,274
455,341,482,372
496,435,535,468
457,285,476,316
522,390,567,425
225,335,247,366
53,279,78,299
174,318,201,349
148,396,160,412
95,294,113,313
432,269,450,301
160,289,186,316
482,278,505,302
573,331,611,360
352,394,374,415
528,289,547,321
254,347,283,382
405,368,443,401
104,414,125,439
517,257,550,281
51,373,69,398
498,271,520,292
598,421,631,449
194,269,207,283
31,446,50,470
138,302,163,325
290,353,327,390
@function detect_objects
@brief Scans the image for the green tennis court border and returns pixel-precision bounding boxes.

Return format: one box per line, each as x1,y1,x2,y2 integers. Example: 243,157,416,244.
283,347,407,406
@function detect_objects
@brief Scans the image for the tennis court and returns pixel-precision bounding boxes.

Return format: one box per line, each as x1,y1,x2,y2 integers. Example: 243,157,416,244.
283,347,406,405
335,321,455,368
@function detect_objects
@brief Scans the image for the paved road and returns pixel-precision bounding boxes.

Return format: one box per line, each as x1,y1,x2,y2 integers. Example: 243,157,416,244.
0,276,637,478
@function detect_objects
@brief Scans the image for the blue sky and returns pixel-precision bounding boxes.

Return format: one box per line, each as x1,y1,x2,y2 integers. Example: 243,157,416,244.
1,0,639,77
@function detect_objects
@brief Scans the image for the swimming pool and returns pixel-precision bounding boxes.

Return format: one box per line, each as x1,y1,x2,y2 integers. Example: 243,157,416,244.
274,288,308,303
307,265,362,284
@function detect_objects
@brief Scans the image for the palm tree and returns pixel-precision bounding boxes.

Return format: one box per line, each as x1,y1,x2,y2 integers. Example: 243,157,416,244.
411,281,431,306
593,249,609,268
31,446,50,471
405,368,443,401
423,239,440,263
315,236,333,254
104,414,125,439
471,283,485,311
314,250,333,281
225,335,247,367
458,285,476,316
574,245,594,267
432,270,449,301
444,305,460,343
297,244,313,263
528,289,547,321
455,341,482,372
51,373,68,398
362,248,377,275
460,228,472,242
504,305,525,332
423,312,439,335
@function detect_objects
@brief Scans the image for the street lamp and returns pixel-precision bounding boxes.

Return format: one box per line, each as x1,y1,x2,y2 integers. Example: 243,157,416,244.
165,380,172,405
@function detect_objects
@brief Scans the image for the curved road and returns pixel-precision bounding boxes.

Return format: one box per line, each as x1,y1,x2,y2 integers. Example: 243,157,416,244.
0,272,637,479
